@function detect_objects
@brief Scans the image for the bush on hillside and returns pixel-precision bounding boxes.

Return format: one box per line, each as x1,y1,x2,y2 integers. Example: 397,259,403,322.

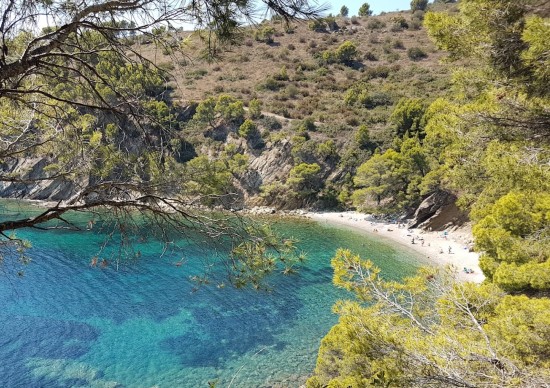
407,47,428,60
367,19,385,30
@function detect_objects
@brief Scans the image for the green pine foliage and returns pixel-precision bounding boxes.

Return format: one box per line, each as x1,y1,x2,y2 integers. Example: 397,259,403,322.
287,163,322,196
310,0,550,385
307,250,550,387
321,41,359,66
358,3,373,17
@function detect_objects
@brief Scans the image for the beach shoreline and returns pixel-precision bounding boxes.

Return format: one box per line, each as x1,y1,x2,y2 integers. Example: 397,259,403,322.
305,211,484,283
0,198,484,283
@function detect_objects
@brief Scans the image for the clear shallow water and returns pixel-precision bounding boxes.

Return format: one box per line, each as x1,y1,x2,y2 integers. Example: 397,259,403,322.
0,201,422,387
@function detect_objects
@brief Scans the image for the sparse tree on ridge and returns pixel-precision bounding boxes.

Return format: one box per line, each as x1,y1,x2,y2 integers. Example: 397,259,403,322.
411,0,429,11
358,2,373,16
340,5,349,17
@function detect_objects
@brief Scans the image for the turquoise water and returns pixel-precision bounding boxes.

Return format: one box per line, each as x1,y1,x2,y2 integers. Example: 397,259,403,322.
0,201,422,387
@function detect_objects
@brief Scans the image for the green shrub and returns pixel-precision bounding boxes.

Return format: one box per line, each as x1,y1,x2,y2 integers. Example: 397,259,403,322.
340,5,349,17
410,0,429,11
215,94,245,123
248,98,262,119
258,76,282,91
287,163,322,195
361,92,393,108
409,19,422,30
407,47,428,60
259,116,282,130
364,51,378,61
367,19,385,30
390,16,409,29
273,65,289,81
390,23,404,32
308,19,326,32
238,119,258,139
285,84,299,99
336,41,358,65
186,68,208,79
390,97,427,137
386,52,401,62
322,41,359,66
412,10,425,21
316,140,338,159
355,125,371,148
298,117,317,132
254,26,276,43
393,39,405,49
158,61,175,71
363,65,392,79
325,16,339,31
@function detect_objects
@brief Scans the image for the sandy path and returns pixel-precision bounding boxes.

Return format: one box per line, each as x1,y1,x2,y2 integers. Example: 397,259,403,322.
306,211,484,283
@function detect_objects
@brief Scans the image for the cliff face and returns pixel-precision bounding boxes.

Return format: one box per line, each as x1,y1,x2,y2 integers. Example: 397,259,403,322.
242,139,294,193
0,158,84,202
0,144,465,228
0,137,296,208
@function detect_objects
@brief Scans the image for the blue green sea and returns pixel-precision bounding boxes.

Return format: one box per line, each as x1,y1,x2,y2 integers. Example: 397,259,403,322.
0,201,423,387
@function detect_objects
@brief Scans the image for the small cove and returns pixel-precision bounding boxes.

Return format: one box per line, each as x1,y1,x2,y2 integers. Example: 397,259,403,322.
0,201,423,387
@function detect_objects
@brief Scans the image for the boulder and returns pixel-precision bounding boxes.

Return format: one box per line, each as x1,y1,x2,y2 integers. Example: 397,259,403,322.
409,191,468,231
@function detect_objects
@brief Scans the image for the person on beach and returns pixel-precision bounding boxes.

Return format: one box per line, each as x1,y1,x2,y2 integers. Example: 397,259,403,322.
448,246,452,254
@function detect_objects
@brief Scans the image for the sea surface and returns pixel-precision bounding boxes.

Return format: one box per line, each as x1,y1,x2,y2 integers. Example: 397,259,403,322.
0,201,422,387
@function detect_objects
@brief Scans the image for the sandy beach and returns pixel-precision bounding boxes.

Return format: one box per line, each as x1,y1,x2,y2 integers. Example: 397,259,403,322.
307,211,484,283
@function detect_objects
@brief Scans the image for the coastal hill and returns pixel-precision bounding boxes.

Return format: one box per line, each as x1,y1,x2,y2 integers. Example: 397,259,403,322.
134,6,458,215
1,6,458,220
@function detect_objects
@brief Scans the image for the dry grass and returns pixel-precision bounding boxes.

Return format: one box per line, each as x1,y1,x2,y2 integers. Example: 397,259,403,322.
133,9,455,152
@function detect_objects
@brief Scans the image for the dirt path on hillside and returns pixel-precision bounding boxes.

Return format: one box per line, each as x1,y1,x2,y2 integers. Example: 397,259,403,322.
244,107,323,126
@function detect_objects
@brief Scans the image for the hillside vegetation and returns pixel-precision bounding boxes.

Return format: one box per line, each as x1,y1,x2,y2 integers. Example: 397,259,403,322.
124,7,457,210
157,10,450,125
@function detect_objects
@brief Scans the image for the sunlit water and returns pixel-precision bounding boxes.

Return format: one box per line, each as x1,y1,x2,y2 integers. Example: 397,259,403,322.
0,201,423,387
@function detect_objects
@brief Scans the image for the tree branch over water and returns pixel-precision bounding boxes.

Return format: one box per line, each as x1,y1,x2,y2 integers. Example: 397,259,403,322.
0,0,323,284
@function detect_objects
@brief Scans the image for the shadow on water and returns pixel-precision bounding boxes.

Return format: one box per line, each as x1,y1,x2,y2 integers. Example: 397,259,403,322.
0,315,99,386
162,271,306,368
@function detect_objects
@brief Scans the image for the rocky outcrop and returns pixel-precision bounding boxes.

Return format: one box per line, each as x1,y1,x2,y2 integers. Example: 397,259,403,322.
0,158,82,202
241,139,293,193
408,190,468,231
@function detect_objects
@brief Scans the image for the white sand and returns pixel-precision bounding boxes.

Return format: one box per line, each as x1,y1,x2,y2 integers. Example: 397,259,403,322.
307,211,484,283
